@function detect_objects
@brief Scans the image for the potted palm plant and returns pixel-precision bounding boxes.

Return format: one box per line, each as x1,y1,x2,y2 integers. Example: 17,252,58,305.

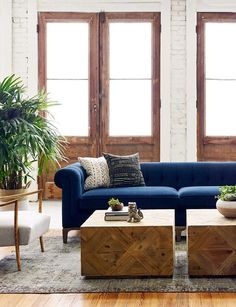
0,75,65,204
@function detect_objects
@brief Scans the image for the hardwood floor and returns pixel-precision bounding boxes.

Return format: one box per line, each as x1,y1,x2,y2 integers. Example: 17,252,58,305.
0,293,236,307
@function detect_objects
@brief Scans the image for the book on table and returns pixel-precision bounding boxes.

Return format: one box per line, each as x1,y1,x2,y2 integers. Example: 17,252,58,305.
104,215,129,221
105,206,129,216
104,206,129,221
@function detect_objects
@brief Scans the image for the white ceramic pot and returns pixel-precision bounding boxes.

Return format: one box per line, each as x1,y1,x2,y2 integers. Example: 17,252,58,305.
216,199,236,217
0,188,29,211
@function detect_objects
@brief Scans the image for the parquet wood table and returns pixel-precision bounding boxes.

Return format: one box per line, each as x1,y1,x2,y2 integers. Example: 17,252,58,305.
187,209,236,276
80,209,175,277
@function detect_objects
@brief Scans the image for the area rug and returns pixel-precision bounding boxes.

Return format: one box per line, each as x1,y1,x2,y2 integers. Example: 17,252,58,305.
0,236,236,293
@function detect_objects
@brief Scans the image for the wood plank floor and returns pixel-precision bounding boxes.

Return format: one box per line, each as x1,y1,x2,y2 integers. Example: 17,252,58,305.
1,293,236,307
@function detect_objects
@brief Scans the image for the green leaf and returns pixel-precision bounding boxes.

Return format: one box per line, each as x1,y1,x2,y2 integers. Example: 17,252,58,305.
0,75,66,189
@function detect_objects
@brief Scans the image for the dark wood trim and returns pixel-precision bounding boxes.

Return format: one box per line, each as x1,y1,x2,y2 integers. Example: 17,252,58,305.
99,11,108,156
197,12,205,161
38,12,99,146
38,12,99,198
104,12,159,21
90,14,100,156
38,13,47,196
38,12,161,198
152,12,161,160
198,12,236,23
99,12,160,160
204,137,236,145
197,12,236,161
106,136,155,145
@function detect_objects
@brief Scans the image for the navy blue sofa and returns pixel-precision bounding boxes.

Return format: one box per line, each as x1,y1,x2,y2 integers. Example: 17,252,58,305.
54,162,236,243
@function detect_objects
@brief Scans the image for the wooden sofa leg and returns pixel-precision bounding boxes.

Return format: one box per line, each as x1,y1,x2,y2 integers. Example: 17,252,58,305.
176,227,185,242
63,228,69,244
39,236,44,252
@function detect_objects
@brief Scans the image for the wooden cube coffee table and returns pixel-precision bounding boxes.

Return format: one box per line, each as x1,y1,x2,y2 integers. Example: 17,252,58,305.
187,209,236,276
80,209,175,277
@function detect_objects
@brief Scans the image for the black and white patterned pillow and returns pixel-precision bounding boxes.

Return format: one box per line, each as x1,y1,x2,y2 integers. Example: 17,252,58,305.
103,153,145,187
78,157,110,190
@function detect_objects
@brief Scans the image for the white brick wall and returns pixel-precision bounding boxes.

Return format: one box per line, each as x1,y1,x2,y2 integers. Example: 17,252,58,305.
170,0,186,161
12,0,28,86
11,0,188,161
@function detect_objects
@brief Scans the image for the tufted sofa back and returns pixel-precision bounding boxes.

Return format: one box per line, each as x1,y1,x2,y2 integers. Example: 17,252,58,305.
141,162,236,190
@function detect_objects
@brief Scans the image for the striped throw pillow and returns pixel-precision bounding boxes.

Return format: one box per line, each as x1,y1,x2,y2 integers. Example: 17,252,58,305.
103,153,145,187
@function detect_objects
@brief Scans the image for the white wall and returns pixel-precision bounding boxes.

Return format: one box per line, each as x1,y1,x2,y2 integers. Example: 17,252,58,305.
0,0,12,79
170,0,186,161
4,0,231,163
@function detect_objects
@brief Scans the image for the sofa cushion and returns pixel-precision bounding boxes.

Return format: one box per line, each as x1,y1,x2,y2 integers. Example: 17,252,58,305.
103,152,145,187
81,186,179,210
179,186,220,209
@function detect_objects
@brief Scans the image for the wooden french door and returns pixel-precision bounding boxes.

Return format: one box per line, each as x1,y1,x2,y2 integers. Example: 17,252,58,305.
38,12,160,199
99,13,160,160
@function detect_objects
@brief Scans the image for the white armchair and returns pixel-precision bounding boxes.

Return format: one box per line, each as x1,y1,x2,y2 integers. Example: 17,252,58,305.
0,190,50,271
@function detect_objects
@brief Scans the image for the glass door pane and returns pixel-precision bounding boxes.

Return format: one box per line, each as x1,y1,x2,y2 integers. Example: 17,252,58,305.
206,80,236,136
108,22,152,137
205,23,236,79
205,23,236,136
47,22,89,136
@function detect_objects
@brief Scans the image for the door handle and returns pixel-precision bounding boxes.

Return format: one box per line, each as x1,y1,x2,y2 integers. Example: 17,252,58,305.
93,104,97,112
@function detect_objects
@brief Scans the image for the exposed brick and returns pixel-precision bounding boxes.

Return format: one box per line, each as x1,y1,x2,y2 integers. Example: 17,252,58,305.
171,0,186,161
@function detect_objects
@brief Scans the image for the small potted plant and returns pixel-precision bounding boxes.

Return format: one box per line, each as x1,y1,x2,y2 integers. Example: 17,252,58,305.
216,185,236,217
108,197,124,211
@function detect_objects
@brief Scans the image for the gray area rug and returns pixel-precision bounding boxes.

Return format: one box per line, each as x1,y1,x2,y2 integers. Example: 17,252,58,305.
0,236,236,293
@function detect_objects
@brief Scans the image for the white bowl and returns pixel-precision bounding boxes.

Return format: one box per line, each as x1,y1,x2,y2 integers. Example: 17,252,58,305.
216,199,236,217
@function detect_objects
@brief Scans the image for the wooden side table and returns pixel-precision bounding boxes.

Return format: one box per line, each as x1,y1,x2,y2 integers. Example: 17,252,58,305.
187,209,236,276
80,209,175,277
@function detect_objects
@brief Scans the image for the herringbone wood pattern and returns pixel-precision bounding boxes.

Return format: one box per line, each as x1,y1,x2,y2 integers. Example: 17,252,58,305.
81,210,174,277
188,209,236,276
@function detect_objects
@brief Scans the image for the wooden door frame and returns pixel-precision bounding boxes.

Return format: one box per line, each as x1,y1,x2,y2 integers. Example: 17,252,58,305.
38,11,161,197
99,12,161,159
197,12,236,161
38,12,99,196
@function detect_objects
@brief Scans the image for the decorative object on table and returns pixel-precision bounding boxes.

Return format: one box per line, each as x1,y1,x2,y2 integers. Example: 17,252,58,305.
137,208,144,219
0,75,66,201
127,202,143,223
108,197,124,211
216,185,236,217
104,206,129,221
103,152,145,187
78,156,110,190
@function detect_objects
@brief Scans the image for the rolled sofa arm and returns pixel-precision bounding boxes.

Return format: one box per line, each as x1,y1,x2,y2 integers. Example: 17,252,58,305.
54,162,85,207
54,162,86,242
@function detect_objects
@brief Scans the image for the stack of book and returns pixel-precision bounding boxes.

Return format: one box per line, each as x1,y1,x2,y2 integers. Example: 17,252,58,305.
104,206,129,221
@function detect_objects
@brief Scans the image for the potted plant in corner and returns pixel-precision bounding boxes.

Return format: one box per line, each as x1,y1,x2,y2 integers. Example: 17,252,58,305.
0,75,65,207
216,185,236,217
